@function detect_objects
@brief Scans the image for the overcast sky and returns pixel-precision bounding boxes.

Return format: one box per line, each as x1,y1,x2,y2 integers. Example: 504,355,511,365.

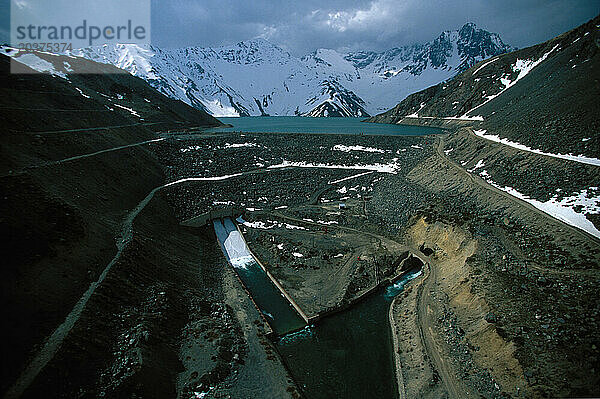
2,0,599,55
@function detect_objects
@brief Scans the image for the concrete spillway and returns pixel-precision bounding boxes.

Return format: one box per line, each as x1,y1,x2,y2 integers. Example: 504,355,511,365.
213,218,306,336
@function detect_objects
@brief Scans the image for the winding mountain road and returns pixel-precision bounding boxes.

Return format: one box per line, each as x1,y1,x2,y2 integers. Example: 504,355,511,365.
3,138,167,177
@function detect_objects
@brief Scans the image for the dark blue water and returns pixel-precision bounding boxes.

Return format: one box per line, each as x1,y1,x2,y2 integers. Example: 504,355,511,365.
207,116,444,136
276,269,422,399
214,216,423,398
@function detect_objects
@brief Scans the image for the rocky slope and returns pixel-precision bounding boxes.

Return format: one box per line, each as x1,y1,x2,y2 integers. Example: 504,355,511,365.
367,16,600,158
0,51,249,399
366,19,600,397
69,23,511,117
2,47,222,141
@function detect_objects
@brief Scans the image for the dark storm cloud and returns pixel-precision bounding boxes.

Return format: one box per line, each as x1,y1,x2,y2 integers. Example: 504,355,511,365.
2,0,598,54
149,0,599,54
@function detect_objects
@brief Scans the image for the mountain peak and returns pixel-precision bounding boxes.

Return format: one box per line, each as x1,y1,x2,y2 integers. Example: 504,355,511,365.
68,21,513,117
237,37,275,47
232,37,289,54
211,37,292,64
460,21,478,30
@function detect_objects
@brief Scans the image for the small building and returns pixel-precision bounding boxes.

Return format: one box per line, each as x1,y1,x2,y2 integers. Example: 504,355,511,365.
339,203,346,210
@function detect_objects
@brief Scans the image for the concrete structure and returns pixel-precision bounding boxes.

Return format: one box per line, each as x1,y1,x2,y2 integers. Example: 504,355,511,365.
235,223,310,325
181,207,245,227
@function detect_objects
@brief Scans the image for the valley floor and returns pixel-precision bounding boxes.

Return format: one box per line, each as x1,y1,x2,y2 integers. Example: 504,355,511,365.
2,121,599,398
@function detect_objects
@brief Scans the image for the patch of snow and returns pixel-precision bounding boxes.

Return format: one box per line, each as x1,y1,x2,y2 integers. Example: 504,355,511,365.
329,171,375,184
468,159,485,172
10,52,67,78
74,87,91,98
239,219,272,229
223,142,259,149
472,57,497,76
317,220,338,225
180,145,203,153
282,223,306,230
164,173,245,186
267,159,401,174
241,218,307,231
464,45,560,117
333,145,386,153
404,115,484,122
482,180,600,239
213,200,234,206
406,102,426,118
113,103,141,118
473,129,600,167
194,388,214,398
203,99,240,117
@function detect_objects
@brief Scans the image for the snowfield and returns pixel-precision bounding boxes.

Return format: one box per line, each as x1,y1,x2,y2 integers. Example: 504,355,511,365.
64,23,510,117
5,50,68,78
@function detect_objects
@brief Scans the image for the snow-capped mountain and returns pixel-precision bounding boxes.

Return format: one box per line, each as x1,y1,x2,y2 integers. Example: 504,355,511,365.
367,16,600,159
71,23,511,117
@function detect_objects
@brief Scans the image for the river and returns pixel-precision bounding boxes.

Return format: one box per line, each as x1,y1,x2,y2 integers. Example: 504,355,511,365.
213,218,306,335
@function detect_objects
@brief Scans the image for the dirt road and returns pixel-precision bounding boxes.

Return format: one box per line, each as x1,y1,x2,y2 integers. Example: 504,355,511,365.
415,257,476,398
436,134,600,245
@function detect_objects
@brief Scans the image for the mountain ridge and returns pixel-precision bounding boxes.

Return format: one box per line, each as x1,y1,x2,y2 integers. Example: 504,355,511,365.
69,22,512,117
366,15,600,158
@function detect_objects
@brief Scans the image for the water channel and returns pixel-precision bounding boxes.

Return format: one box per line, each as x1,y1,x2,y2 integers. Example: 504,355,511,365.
214,217,422,399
